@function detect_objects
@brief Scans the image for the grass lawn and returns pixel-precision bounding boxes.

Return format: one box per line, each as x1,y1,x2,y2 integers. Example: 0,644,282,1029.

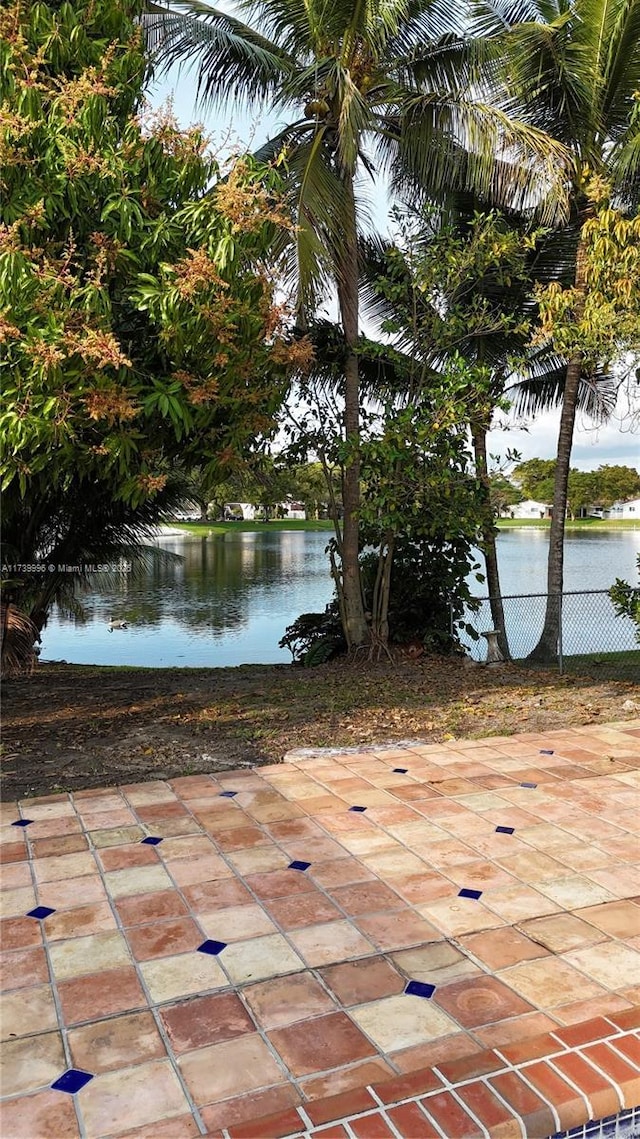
171,519,334,535
495,518,640,530
563,649,640,681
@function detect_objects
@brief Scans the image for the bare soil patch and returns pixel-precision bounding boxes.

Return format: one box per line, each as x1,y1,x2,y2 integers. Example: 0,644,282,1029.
2,658,637,800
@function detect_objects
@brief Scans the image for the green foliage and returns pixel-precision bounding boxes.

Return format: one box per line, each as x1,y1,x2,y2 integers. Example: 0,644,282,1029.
609,557,640,643
278,603,345,665
0,0,299,511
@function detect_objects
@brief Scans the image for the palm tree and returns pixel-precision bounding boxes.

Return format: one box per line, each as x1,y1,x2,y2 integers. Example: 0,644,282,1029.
474,0,640,660
144,0,567,648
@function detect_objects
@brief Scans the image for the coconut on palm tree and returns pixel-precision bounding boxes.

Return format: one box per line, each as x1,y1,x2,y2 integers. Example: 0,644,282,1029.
473,0,640,660
144,0,568,648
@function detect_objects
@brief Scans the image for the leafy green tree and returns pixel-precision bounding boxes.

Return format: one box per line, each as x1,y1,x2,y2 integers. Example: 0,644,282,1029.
1,0,302,644
513,458,557,500
145,0,565,648
476,0,640,659
610,556,640,642
592,465,640,508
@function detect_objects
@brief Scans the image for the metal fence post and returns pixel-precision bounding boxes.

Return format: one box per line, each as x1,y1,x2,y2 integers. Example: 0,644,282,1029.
558,591,563,675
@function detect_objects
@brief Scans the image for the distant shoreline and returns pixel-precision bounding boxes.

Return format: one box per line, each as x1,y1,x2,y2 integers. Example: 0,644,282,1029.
163,518,640,535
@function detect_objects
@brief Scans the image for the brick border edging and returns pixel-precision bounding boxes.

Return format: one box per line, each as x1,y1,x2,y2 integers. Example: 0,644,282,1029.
212,1009,640,1139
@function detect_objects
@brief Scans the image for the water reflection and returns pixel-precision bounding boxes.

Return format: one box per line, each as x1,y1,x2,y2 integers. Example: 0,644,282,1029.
41,527,639,668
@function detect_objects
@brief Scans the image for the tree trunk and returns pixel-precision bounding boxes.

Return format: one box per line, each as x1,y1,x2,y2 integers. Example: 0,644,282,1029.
335,173,368,648
528,230,588,662
472,422,510,660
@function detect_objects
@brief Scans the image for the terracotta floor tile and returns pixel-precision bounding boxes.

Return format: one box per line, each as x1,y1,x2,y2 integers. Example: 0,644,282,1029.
391,941,481,986
1,1030,65,1095
90,825,145,847
199,902,278,941
0,862,32,889
459,926,550,969
31,834,88,858
390,1031,481,1073
38,875,107,909
319,957,405,1006
563,941,640,990
0,915,43,950
266,891,343,930
481,883,561,923
473,1010,559,1049
0,885,36,918
537,875,616,909
575,899,640,938
80,1059,190,1138
325,879,400,915
160,991,255,1052
104,865,173,898
178,1034,284,1104
0,1089,80,1139
115,889,188,926
58,966,147,1024
551,993,633,1025
221,932,305,983
354,909,441,951
433,974,534,1027
0,983,58,1040
0,946,50,990
182,878,254,911
239,975,329,1034
98,845,161,872
309,859,375,887
69,1010,165,1072
140,950,227,1003
199,1084,301,1134
268,1011,375,1076
350,992,457,1051
226,845,290,875
502,957,607,1008
417,896,505,937
288,920,374,966
300,1058,395,1101
519,913,608,953
125,916,203,961
49,929,131,980
390,871,454,904
44,901,118,942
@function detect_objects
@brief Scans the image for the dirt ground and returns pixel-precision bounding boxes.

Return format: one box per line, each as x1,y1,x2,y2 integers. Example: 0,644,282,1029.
2,657,638,801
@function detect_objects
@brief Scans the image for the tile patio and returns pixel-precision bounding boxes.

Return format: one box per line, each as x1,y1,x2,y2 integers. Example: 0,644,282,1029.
1,720,639,1137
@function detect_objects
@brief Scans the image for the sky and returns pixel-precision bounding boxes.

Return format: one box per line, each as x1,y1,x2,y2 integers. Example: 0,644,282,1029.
147,66,640,474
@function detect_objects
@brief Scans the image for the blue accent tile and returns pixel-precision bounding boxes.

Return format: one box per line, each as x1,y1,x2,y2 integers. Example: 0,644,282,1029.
27,906,56,920
288,860,311,871
458,888,482,900
197,939,227,955
11,819,33,827
540,749,554,755
393,767,408,774
51,1069,93,1094
495,826,515,834
520,781,537,788
219,790,238,798
349,805,367,812
140,836,163,845
405,980,435,999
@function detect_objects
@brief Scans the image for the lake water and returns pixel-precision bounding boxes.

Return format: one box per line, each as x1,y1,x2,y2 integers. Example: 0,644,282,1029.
41,528,640,667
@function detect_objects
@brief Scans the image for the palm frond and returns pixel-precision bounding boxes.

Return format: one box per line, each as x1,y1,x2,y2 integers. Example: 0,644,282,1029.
143,2,297,110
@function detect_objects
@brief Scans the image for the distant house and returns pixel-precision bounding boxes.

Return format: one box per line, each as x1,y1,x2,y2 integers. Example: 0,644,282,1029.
506,499,552,520
606,497,640,520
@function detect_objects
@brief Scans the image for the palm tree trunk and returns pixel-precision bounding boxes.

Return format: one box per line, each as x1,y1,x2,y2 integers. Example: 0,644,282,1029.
336,173,368,648
529,231,588,662
472,422,510,659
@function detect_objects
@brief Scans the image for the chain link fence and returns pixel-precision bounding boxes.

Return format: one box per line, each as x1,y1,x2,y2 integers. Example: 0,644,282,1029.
455,590,640,682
